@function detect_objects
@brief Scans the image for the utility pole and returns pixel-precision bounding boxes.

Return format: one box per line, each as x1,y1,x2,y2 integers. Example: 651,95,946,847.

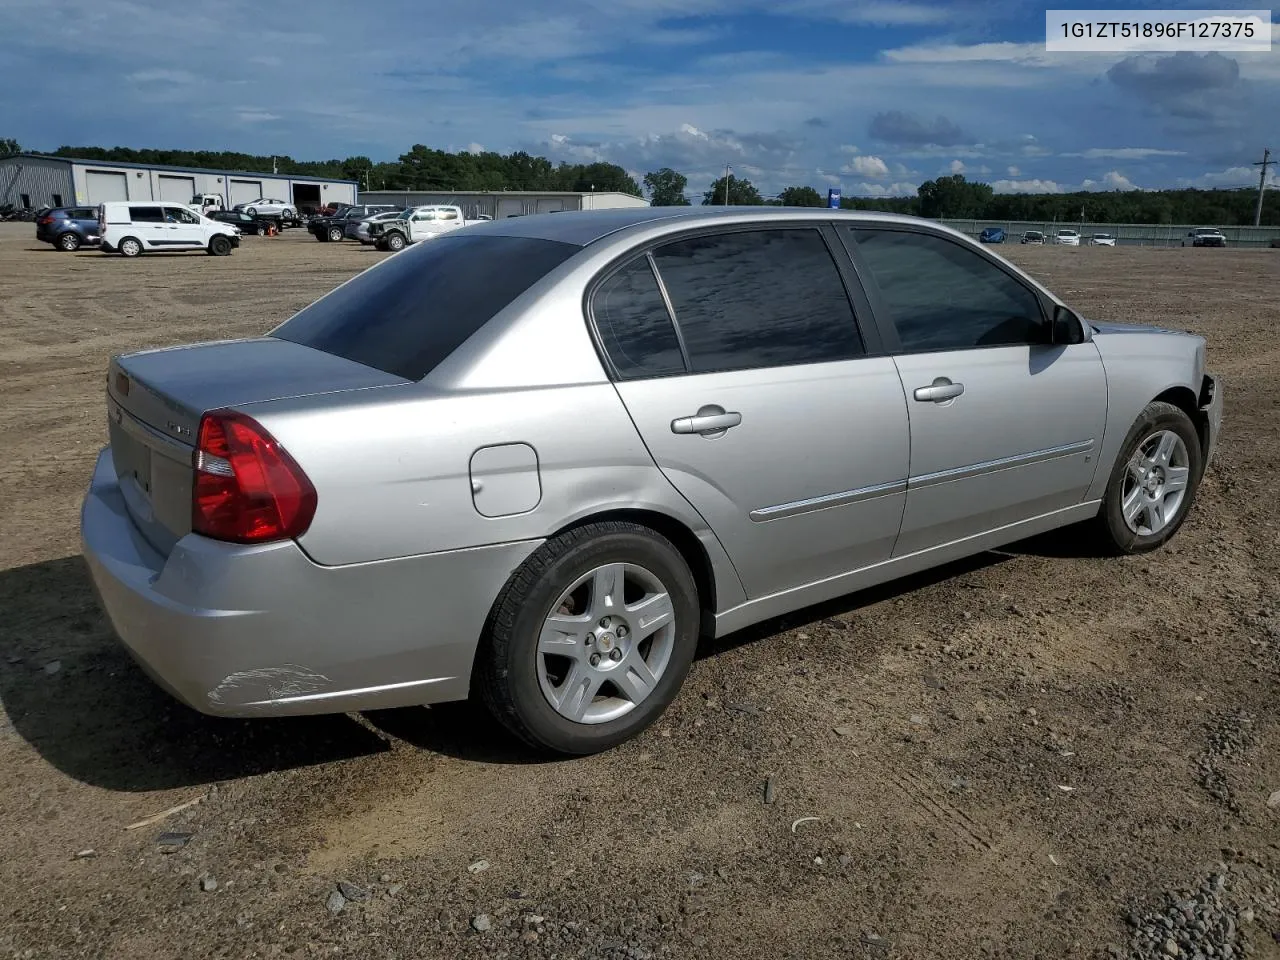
1254,147,1274,227
724,163,731,206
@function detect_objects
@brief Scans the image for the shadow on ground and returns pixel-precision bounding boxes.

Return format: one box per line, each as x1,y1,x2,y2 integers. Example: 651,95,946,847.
0,528,1089,787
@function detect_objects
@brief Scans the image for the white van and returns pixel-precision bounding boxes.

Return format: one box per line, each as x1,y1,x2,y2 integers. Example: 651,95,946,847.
98,202,241,258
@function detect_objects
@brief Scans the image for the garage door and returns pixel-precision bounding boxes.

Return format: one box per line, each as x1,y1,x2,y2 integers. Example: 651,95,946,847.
536,199,566,213
158,174,196,203
229,179,263,206
85,170,129,203
497,198,526,219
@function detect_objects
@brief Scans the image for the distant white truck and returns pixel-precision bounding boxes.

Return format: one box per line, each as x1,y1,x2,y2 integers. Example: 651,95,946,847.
369,205,468,251
192,194,224,214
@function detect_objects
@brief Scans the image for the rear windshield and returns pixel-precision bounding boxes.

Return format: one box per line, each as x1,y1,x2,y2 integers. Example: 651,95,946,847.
270,234,580,381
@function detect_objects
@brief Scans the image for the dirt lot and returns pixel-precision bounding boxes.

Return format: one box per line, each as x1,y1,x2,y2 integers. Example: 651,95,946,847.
1,223,1278,960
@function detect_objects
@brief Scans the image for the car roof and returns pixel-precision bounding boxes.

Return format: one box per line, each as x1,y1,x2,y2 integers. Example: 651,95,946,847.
457,206,958,248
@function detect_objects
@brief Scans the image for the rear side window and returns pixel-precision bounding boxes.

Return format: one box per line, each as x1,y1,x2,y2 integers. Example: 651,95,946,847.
845,228,1047,352
591,258,686,379
129,206,165,223
271,234,580,381
651,228,863,374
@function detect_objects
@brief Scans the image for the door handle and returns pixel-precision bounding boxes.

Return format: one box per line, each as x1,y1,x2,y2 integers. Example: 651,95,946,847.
913,377,964,403
671,406,742,436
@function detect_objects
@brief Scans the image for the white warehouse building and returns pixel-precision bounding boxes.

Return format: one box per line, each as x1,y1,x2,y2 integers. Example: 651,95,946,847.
358,189,649,220
0,153,358,211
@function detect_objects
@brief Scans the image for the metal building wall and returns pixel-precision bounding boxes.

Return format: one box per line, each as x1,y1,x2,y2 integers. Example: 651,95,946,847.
0,157,76,207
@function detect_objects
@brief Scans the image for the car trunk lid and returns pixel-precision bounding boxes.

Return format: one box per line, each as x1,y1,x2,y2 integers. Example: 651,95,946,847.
106,337,409,557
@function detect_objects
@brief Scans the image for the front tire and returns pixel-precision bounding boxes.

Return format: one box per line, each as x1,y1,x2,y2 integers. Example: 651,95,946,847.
208,235,233,256
1094,400,1203,554
118,237,142,258
477,522,700,755
327,226,343,242
58,232,81,252
385,231,406,252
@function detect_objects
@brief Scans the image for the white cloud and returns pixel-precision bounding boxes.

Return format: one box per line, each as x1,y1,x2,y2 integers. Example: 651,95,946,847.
1080,170,1141,190
235,110,281,123
1006,165,1020,176
992,178,1064,194
1176,165,1275,188
466,142,485,155
842,155,891,178
849,180,917,197
1064,147,1186,159
948,159,966,174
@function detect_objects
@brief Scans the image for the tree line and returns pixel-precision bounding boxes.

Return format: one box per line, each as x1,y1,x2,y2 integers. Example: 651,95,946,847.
647,167,1276,225
3,138,1271,224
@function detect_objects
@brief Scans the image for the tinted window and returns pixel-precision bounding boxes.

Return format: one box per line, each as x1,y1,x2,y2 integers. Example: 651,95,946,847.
271,234,579,381
847,228,1047,352
591,258,685,379
651,229,862,374
129,206,165,223
73,208,96,219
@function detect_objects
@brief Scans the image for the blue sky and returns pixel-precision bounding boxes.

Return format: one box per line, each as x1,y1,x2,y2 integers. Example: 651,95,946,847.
1,0,1277,198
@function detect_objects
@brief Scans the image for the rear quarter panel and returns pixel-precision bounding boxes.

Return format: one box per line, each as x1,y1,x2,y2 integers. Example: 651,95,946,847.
243,383,748,611
1084,325,1206,501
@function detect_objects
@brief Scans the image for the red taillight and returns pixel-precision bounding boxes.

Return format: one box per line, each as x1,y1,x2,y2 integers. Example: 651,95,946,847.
192,410,316,544
38,215,55,225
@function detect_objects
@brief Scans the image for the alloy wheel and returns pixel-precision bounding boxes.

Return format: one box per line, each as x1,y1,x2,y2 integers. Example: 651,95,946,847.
1121,429,1191,536
536,563,676,724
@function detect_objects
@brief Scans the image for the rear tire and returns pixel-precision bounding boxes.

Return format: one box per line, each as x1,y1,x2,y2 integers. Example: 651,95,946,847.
118,237,142,258
208,235,233,256
1093,400,1203,555
58,232,81,252
476,522,700,755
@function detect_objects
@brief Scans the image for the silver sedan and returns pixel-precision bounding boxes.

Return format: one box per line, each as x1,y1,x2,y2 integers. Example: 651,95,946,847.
81,207,1224,755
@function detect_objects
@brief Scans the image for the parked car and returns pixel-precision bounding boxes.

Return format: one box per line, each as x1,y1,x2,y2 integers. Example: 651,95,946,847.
308,204,400,242
1053,229,1081,246
1183,228,1226,248
978,226,1006,244
350,209,406,243
80,208,1224,755
1089,234,1117,247
97,201,240,257
370,205,467,251
208,210,277,236
35,206,101,251
232,197,297,220
1020,230,1045,244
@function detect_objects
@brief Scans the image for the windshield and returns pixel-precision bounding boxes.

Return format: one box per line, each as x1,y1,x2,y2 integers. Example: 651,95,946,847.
271,234,580,381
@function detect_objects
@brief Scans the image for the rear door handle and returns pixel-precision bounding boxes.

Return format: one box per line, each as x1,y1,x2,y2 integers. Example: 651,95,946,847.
913,377,964,403
671,406,742,436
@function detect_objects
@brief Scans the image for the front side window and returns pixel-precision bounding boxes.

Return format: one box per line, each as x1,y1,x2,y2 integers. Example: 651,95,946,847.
164,206,200,224
271,234,579,381
846,228,1047,352
129,206,165,223
413,210,437,221
591,257,686,379
651,228,863,374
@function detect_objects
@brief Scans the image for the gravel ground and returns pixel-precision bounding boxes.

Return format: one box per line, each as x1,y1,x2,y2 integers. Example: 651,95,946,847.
1,223,1278,960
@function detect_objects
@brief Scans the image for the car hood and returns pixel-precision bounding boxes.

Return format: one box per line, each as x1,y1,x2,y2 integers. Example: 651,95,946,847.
1089,320,1195,338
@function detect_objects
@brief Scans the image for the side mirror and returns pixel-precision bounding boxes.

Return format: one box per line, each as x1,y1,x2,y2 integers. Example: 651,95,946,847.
1051,304,1085,345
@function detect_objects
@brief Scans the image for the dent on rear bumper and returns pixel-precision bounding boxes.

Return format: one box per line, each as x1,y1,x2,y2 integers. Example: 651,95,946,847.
80,448,542,717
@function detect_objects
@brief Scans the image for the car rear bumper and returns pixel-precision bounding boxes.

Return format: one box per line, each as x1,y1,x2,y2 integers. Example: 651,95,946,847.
80,447,542,718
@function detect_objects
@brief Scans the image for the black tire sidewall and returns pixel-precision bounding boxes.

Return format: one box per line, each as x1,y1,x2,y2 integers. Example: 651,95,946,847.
494,528,699,754
211,236,231,256
59,233,80,251
1100,402,1203,553
328,227,342,242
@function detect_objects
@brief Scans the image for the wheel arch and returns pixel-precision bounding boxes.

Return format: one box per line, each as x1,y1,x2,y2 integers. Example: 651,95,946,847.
1153,384,1209,460
549,508,724,636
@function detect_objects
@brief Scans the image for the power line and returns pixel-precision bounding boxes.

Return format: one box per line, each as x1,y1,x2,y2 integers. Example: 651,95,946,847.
1254,147,1274,227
